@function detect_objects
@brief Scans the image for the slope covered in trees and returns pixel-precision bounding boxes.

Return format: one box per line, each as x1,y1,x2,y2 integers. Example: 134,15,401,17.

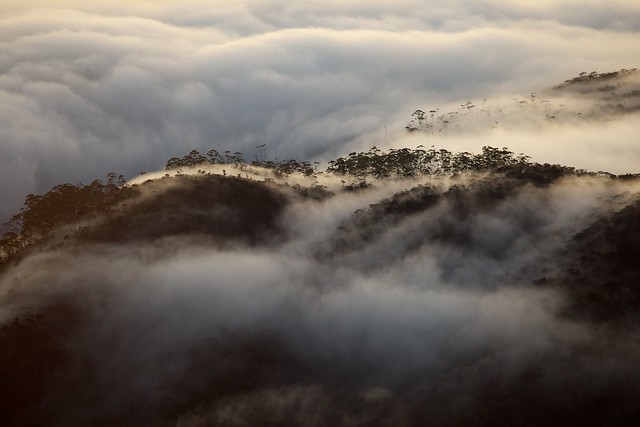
2,147,640,426
2,70,640,426
405,68,640,134
0,143,608,266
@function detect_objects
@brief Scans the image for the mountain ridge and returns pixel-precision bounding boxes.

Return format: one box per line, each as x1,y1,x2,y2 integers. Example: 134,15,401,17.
2,71,640,426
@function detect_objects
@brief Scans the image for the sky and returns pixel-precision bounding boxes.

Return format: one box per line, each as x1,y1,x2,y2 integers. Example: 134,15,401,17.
2,0,640,221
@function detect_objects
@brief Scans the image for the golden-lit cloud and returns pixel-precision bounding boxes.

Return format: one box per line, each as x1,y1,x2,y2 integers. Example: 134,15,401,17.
1,0,639,219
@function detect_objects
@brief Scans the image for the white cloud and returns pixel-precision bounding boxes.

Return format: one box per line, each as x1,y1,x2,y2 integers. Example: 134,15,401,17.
1,1,639,221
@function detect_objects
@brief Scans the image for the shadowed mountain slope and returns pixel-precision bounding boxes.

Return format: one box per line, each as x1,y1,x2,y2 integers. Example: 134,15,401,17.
2,164,640,426
2,70,640,426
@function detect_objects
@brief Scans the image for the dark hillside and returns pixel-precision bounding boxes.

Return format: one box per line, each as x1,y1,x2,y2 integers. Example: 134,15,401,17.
0,174,290,270
322,165,578,278
2,166,640,426
557,198,640,323
82,174,288,245
2,66,640,426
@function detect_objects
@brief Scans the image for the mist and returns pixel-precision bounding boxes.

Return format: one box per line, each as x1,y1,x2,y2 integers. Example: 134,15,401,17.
2,1,640,424
3,168,640,425
2,0,640,220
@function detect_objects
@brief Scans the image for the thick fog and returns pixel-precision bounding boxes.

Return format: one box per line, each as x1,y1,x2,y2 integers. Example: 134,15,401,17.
2,0,640,221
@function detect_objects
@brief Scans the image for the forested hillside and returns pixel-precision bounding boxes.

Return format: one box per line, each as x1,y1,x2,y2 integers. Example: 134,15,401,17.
2,71,640,427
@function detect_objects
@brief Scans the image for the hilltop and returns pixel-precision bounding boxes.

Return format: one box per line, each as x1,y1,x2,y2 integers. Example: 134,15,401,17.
2,71,640,426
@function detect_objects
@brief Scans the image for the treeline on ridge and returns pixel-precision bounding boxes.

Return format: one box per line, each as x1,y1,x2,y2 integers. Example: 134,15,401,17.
166,145,640,183
2,145,637,264
1,173,130,258
556,67,638,87
165,145,535,179
326,146,532,178
165,149,317,177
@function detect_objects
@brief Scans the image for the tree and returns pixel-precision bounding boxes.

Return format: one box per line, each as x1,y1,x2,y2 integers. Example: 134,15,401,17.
185,150,207,166
207,149,222,164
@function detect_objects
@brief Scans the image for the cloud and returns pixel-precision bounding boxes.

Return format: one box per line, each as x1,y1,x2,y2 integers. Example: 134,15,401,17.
0,229,584,424
1,1,639,222
3,173,640,424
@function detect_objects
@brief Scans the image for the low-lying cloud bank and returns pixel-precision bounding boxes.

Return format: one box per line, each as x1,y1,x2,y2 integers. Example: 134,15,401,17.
1,0,640,221
2,171,640,425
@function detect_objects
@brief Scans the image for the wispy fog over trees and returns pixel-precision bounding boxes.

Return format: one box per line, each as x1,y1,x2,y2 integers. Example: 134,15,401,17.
2,0,640,421
3,147,640,425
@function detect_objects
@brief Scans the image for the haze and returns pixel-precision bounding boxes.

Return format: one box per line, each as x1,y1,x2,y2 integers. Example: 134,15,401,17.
1,1,640,220
2,2,640,421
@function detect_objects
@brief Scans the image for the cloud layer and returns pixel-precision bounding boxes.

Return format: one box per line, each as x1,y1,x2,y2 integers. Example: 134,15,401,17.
1,0,640,221
2,172,640,425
